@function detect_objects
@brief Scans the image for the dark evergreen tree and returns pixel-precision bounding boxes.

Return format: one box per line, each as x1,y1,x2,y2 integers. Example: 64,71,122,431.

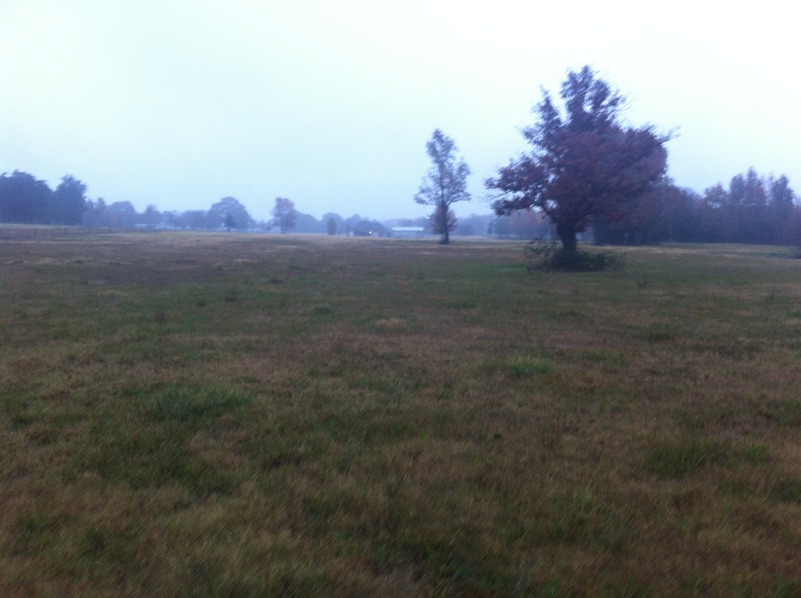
0,171,52,223
51,175,87,225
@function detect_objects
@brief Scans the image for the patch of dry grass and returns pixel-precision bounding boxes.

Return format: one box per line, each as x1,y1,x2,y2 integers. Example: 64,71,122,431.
1,230,801,595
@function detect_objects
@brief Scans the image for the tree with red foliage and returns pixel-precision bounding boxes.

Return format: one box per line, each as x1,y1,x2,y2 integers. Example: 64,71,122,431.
486,66,669,252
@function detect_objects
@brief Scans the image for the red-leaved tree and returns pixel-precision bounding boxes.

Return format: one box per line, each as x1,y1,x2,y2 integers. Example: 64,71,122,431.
486,66,669,252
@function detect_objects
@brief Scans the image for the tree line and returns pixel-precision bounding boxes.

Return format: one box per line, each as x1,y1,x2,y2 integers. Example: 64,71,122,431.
0,172,87,225
480,170,799,246
0,169,488,238
4,166,796,245
612,171,799,246
0,174,393,236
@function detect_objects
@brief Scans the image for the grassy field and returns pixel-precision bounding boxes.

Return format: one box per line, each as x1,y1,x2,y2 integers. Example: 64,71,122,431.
1,229,800,596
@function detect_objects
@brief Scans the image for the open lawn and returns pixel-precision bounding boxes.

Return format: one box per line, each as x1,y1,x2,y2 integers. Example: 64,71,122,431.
1,230,800,596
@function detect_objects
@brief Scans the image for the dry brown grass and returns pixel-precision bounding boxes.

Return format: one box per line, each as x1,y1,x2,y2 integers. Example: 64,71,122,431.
1,229,800,595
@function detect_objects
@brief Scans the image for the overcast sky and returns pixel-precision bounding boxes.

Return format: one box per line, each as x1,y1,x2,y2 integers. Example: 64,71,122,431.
2,0,798,222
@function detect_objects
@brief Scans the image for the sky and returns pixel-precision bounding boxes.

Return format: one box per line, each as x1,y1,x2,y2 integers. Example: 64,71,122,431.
2,0,799,223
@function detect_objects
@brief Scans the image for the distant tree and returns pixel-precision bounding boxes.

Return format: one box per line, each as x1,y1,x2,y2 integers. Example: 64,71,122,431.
0,170,52,223
326,216,338,235
224,213,236,231
456,222,474,236
352,219,387,237
106,201,138,228
456,213,494,237
414,129,471,244
510,209,549,239
83,197,108,228
292,212,323,233
487,66,669,253
735,169,768,243
653,183,700,243
487,210,548,239
272,197,297,233
144,204,160,230
488,215,511,238
161,210,180,229
594,177,684,245
768,175,796,244
769,175,795,217
208,197,252,230
698,183,732,242
343,214,362,235
428,204,458,236
180,210,208,230
599,175,789,246
786,210,801,248
322,212,343,235
51,175,87,225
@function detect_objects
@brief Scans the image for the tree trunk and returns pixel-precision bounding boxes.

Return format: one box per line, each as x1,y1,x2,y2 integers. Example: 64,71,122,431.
556,221,577,252
439,202,450,244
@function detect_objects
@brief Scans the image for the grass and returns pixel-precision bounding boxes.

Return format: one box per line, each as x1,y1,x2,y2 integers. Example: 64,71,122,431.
2,229,801,595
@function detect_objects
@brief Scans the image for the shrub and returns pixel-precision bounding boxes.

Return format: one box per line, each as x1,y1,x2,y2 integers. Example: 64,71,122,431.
524,239,624,272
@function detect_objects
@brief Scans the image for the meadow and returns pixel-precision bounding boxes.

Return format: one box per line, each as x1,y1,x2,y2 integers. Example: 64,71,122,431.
1,229,800,596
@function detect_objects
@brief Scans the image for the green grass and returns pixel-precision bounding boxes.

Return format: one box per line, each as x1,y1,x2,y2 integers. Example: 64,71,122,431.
2,230,801,595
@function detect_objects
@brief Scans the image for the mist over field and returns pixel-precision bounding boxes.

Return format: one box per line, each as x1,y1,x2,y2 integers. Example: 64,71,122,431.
2,1,798,221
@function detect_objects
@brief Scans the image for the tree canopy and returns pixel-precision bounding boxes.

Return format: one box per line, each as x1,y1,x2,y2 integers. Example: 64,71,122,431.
208,197,253,230
271,197,297,233
0,171,88,225
0,171,54,223
487,66,669,252
52,175,88,225
414,129,471,244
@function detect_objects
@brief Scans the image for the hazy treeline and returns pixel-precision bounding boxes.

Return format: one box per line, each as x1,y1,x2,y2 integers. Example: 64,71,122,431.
486,169,799,245
0,169,489,237
0,171,87,225
0,170,393,235
2,168,797,244
594,169,798,246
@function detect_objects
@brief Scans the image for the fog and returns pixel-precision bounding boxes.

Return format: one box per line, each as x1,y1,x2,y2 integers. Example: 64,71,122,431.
2,0,798,221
